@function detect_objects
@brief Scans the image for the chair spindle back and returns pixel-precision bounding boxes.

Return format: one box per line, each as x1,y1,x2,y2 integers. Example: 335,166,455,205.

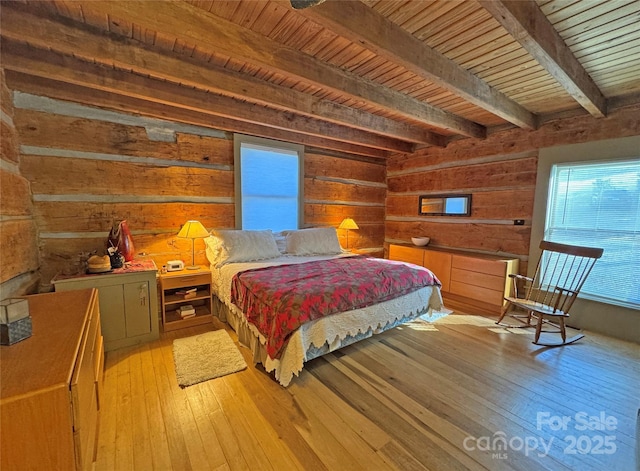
527,241,604,315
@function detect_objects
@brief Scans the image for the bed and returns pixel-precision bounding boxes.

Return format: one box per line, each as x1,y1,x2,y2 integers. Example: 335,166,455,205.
206,227,449,386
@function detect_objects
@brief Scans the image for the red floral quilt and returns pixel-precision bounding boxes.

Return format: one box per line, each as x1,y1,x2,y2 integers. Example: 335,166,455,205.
230,256,441,359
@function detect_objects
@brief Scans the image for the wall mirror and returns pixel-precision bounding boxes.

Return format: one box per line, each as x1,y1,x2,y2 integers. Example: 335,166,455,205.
418,194,472,216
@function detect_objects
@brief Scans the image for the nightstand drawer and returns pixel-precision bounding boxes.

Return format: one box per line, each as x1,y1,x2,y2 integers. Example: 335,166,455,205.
162,272,211,290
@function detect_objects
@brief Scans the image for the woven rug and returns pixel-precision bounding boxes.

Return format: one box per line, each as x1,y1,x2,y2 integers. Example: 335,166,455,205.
173,330,247,387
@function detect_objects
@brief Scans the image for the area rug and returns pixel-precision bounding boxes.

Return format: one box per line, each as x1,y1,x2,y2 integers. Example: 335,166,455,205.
173,330,247,388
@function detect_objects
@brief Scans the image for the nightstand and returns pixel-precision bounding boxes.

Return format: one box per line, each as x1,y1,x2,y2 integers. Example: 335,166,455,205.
160,266,213,331
52,260,159,352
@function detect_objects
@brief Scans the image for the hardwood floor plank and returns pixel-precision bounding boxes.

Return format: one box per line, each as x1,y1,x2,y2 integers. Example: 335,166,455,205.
94,347,119,471
128,345,154,469
205,405,251,471
348,336,573,470
406,318,640,441
232,352,330,471
289,375,395,470
149,337,195,469
114,348,134,469
292,371,392,451
139,343,174,469
377,439,430,471
158,335,224,470
307,355,475,471
336,345,518,470
93,311,638,470
440,316,640,401
223,374,305,470
380,316,638,470
207,377,276,470
181,383,228,469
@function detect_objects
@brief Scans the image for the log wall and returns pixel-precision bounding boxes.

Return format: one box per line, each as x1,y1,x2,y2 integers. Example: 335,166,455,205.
8,90,385,288
386,103,640,273
0,70,40,297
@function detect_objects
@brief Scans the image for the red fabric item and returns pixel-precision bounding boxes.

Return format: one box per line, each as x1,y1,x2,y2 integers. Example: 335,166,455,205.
108,220,135,262
231,256,440,359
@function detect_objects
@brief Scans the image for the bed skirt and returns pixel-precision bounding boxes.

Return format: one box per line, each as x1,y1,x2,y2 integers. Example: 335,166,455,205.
214,288,449,387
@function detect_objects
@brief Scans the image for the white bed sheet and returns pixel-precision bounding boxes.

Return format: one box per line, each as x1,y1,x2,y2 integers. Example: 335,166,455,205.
211,254,449,386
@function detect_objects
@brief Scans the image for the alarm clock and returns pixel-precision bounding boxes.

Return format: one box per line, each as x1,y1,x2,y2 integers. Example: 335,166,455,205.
166,260,185,272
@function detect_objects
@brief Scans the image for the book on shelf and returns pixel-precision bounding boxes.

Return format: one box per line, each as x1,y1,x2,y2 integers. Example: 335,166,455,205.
178,311,196,319
175,287,197,299
178,304,196,317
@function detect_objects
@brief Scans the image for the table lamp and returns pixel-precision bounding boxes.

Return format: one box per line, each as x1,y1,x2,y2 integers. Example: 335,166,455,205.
338,217,359,250
177,220,210,269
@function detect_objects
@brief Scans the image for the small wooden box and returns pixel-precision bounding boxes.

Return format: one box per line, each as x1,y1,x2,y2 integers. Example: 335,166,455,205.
0,316,32,345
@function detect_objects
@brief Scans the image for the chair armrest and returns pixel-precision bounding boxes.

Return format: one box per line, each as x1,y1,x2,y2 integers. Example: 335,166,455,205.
507,274,532,298
508,274,533,282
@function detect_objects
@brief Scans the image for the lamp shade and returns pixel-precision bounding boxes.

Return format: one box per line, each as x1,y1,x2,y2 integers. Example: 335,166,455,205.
177,220,209,270
177,220,209,239
338,218,359,230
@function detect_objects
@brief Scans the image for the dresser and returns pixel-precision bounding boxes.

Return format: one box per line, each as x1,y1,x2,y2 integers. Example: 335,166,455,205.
389,244,519,314
0,289,103,470
53,260,159,351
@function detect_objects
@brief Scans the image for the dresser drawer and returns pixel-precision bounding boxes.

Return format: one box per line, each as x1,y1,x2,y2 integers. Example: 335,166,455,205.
423,250,452,292
388,244,519,314
0,289,102,471
94,332,104,411
449,280,504,306
388,245,424,266
70,294,101,470
451,267,505,291
71,307,99,432
452,254,506,277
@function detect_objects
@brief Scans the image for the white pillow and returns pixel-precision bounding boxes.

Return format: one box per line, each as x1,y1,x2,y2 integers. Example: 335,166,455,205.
208,230,281,267
273,230,292,254
204,236,223,267
285,227,342,255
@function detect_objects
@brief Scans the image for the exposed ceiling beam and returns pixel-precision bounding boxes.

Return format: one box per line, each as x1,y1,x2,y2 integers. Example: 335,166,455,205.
66,0,485,138
297,0,537,130
1,42,410,155
0,6,445,147
479,0,607,118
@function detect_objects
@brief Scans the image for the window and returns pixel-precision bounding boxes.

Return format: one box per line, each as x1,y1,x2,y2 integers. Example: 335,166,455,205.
545,159,640,307
234,134,303,232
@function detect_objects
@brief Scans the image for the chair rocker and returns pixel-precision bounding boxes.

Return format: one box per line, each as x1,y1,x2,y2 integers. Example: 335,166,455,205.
496,240,603,346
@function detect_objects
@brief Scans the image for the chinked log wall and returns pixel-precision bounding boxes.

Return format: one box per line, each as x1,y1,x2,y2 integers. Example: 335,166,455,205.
386,102,640,272
0,70,39,297
9,90,385,289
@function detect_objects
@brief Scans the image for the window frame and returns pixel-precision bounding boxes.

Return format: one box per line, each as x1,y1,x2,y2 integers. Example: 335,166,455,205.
532,135,640,310
543,158,639,307
233,133,304,230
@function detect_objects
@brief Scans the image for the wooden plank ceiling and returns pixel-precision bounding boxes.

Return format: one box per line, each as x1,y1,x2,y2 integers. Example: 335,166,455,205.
2,0,639,159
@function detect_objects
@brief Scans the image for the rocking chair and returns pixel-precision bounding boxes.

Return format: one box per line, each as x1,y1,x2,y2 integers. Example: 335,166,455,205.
496,240,603,346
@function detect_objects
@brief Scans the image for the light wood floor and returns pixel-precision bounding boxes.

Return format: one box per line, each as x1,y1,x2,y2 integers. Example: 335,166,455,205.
94,312,640,471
